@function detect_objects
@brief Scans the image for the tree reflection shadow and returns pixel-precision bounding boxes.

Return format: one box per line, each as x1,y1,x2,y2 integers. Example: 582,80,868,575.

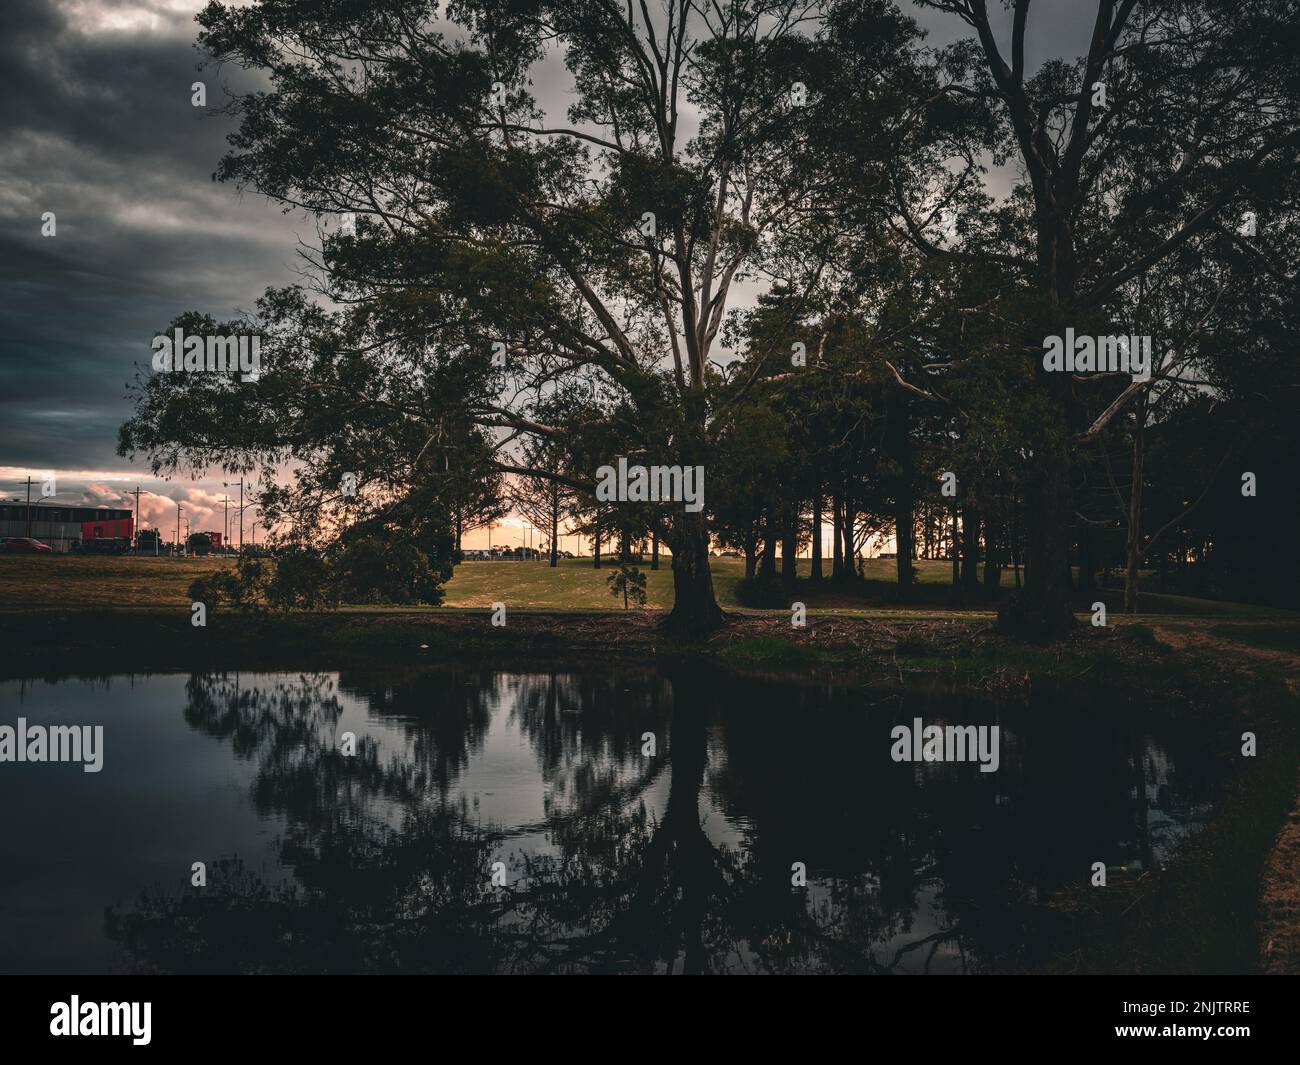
106,668,1207,973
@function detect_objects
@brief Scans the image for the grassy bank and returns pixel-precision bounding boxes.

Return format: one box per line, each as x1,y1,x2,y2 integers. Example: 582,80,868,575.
0,601,1185,692
3,554,1290,617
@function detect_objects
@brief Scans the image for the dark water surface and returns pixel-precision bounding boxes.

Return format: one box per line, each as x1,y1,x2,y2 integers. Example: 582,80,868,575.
0,667,1223,974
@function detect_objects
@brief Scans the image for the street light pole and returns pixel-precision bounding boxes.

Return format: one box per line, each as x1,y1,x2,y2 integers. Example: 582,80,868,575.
218,496,232,552
223,479,248,553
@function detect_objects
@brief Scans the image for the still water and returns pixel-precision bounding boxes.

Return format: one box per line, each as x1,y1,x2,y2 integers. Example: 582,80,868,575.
0,667,1222,974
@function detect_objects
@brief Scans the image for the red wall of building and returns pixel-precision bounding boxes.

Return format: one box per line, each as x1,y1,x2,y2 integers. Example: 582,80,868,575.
81,517,134,540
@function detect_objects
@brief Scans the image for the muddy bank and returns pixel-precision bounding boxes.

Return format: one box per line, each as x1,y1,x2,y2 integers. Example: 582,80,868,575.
1261,775,1300,975
1,607,1168,692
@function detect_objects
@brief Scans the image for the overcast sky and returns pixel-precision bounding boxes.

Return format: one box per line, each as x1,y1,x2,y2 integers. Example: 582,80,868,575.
0,0,1091,542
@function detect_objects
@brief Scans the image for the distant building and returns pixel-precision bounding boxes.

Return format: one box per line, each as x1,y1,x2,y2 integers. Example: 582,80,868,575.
0,501,134,553
459,546,541,561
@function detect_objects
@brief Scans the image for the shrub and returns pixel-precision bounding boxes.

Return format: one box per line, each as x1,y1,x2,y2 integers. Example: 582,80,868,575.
606,564,647,609
187,535,451,613
336,537,445,605
265,547,338,610
1117,622,1161,647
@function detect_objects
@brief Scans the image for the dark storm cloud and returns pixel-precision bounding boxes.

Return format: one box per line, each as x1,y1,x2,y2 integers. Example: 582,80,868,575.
0,0,306,482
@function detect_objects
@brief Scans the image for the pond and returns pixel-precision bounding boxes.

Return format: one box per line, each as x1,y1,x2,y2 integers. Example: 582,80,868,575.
0,666,1224,974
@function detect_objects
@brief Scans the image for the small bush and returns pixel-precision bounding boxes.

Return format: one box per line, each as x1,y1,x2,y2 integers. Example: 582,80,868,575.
606,565,647,609
336,537,444,605
265,547,338,611
187,568,258,614
1117,623,1160,647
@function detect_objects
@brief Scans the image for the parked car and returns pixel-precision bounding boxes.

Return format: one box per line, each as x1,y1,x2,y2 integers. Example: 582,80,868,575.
0,537,53,553
72,537,131,555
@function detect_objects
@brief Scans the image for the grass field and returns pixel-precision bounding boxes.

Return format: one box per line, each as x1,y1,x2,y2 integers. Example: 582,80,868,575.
0,552,1292,620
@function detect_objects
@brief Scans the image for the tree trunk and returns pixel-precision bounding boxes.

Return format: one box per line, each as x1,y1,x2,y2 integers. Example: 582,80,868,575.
743,525,758,579
982,522,1002,601
666,513,724,635
781,504,797,585
594,521,602,569
841,488,854,579
951,505,960,587
1002,440,1077,636
1123,393,1148,613
961,505,981,600
895,502,914,599
831,487,843,580
811,493,823,581
885,392,914,598
1077,521,1096,597
549,495,559,567
651,531,659,571
997,219,1084,638
895,495,914,601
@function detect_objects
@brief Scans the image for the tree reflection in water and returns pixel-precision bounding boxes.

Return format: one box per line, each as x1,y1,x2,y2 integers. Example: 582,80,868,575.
106,668,1217,973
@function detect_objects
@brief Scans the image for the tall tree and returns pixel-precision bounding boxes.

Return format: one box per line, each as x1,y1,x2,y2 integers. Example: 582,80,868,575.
882,0,1300,634
169,0,886,634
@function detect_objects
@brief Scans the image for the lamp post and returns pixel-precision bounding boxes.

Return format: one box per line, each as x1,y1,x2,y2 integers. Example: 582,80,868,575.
217,496,233,553
223,479,248,552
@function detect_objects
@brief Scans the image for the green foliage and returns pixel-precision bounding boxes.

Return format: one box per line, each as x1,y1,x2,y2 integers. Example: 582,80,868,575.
188,534,450,614
606,564,647,609
264,547,338,611
187,571,243,611
336,537,445,605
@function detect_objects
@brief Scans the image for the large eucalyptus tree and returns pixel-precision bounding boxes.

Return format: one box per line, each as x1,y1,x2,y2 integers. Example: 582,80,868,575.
120,0,919,632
